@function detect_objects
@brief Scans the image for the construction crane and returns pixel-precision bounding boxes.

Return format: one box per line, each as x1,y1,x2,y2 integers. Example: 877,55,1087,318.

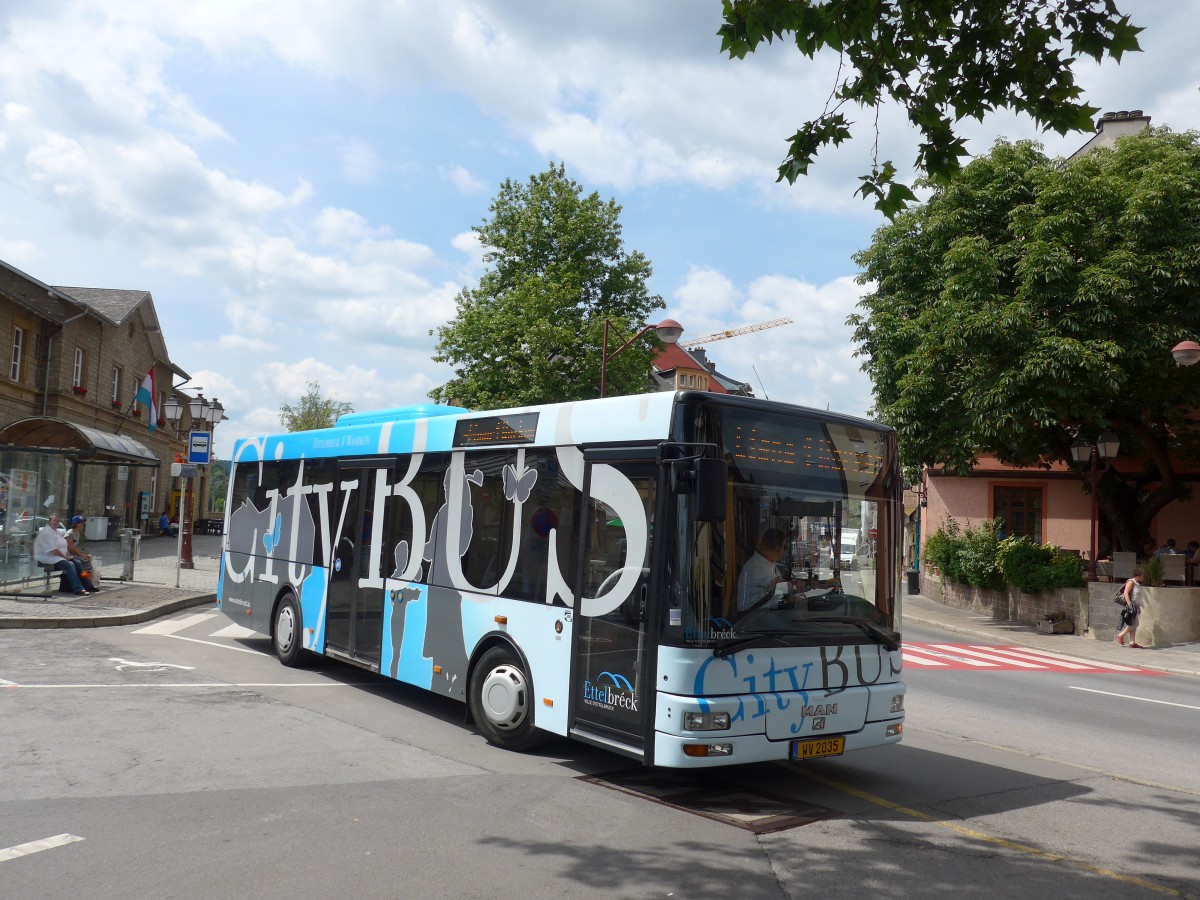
680,317,793,349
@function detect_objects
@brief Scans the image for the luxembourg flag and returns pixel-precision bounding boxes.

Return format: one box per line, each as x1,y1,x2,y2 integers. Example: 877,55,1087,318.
135,370,157,432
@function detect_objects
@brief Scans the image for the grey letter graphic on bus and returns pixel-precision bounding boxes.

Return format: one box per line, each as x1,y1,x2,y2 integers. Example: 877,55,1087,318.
420,462,483,698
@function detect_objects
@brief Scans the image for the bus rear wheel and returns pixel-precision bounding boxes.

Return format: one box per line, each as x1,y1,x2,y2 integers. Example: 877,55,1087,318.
273,593,310,668
469,646,545,752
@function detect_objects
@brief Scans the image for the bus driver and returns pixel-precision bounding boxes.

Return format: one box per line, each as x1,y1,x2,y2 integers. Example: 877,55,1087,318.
736,528,786,611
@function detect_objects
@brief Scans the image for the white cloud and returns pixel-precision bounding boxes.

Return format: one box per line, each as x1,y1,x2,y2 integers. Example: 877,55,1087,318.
441,163,486,194
0,237,40,265
668,270,872,416
216,333,273,352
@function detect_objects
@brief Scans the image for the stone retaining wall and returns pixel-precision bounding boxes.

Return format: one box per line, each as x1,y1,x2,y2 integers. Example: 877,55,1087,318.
921,568,1200,646
919,568,1087,631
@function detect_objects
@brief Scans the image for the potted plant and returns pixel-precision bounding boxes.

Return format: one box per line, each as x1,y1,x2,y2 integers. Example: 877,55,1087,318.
72,385,87,396
1036,611,1074,634
1143,554,1165,586
111,400,123,410
156,417,167,428
131,407,141,417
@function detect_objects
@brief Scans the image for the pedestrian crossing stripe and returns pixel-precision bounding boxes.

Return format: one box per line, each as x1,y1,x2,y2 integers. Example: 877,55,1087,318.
131,612,218,636
903,643,1160,674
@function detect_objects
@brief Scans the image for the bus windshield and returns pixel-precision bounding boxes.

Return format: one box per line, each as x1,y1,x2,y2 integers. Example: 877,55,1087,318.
666,397,900,648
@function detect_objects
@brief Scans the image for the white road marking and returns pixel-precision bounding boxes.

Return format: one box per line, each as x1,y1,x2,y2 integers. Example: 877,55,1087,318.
1069,686,1200,711
0,677,18,686
1000,646,1144,672
899,650,950,667
151,633,264,654
926,644,1048,668
131,612,218,635
7,682,368,689
0,833,84,863
108,657,196,672
210,623,257,638
905,646,996,667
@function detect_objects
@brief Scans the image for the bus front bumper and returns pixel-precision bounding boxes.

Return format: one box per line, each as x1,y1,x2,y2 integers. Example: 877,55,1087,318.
653,717,904,768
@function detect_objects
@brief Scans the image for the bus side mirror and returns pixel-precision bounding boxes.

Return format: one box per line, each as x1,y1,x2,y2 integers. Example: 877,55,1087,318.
670,457,727,523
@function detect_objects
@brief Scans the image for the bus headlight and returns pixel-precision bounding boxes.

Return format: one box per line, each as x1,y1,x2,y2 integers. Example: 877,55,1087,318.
890,694,905,713
683,711,730,731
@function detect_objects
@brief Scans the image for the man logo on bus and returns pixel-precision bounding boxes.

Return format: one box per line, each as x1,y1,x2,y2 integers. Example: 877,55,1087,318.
581,671,638,712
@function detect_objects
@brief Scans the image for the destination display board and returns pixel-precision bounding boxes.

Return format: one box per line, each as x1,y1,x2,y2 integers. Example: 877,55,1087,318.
452,413,540,447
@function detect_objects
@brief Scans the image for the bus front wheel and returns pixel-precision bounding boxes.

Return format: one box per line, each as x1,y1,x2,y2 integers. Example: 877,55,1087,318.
469,646,545,752
273,593,310,668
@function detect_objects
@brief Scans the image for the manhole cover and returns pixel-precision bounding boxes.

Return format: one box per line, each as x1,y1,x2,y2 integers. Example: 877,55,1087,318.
578,769,837,834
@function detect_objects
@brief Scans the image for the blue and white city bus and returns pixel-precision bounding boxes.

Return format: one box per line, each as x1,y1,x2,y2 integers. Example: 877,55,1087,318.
217,391,905,767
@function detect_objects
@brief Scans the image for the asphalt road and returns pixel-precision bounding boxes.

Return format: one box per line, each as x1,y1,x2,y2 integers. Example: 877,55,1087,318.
2,613,1197,899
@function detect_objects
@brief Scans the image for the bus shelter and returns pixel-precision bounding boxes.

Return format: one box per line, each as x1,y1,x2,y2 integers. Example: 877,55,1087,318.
0,417,160,582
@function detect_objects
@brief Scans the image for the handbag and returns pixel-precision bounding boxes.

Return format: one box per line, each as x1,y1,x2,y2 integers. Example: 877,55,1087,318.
1112,590,1126,605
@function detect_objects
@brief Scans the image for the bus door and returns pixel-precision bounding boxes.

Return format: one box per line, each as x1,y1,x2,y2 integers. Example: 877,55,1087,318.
325,458,392,667
569,454,657,755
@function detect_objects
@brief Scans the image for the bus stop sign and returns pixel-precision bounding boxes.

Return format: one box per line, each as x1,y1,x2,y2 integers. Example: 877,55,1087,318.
188,431,212,465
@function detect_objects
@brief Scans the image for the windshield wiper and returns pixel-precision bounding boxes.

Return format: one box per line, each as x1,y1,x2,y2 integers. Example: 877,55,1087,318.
807,616,900,652
712,618,901,659
713,631,791,660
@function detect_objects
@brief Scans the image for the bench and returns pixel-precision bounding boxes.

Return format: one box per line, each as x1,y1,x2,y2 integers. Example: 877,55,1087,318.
37,561,65,594
36,561,92,594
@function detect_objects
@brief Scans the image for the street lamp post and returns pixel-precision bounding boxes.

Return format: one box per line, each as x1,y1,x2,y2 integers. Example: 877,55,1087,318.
162,394,223,572
1171,339,1200,367
1070,432,1120,581
599,318,684,398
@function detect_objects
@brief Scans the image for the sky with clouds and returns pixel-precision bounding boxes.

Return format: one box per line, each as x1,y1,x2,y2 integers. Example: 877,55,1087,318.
1,0,1196,457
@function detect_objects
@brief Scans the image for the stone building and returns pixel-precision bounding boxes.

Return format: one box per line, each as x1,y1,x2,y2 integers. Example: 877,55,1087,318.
0,258,193,574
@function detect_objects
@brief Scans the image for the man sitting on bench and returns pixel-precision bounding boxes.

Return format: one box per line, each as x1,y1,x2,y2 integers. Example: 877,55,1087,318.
34,514,89,595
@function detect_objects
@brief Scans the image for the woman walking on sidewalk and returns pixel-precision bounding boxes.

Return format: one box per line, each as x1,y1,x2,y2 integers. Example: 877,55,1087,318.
1116,567,1146,648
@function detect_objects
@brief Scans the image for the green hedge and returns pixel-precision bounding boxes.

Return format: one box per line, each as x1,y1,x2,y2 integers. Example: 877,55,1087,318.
925,518,1085,593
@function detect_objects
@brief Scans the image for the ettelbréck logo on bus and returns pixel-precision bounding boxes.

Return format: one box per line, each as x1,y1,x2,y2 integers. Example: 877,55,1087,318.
685,617,736,642
581,671,638,713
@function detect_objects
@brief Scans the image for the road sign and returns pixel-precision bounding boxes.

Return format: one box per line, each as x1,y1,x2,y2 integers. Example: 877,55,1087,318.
869,528,878,540
171,462,199,478
188,431,211,465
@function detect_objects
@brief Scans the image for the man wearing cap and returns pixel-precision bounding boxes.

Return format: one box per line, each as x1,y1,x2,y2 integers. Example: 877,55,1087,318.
66,515,99,592
33,514,89,595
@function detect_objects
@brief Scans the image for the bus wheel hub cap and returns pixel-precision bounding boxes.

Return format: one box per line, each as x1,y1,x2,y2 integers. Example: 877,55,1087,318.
481,665,528,730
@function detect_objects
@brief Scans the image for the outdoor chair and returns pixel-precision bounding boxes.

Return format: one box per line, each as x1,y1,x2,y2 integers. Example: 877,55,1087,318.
1111,551,1136,583
1162,553,1186,584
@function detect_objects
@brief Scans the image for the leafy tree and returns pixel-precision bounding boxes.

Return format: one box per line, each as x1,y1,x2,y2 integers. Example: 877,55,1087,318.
718,0,1143,215
279,381,354,432
207,459,229,514
850,127,1200,552
430,163,664,408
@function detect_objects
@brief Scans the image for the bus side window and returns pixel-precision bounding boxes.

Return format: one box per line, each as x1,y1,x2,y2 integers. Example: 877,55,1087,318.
384,454,445,585
511,450,581,604
462,452,506,591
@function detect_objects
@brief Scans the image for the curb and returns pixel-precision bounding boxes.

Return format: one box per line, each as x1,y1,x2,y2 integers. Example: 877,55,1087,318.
0,593,215,629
